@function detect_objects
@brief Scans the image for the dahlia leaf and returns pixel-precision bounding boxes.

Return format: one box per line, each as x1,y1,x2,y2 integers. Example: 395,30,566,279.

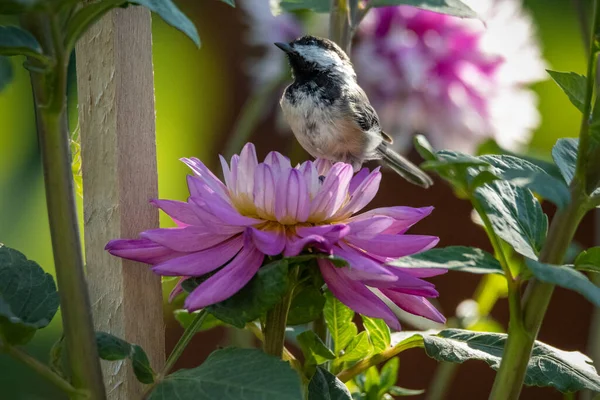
474,181,548,260
422,329,600,393
387,386,425,396
369,0,477,18
279,0,330,13
0,56,13,92
206,258,290,328
0,245,59,345
324,291,358,355
0,0,42,14
308,367,352,400
148,348,303,400
389,246,503,274
552,138,579,185
96,332,156,384
378,358,399,393
287,285,326,325
338,331,372,363
298,331,336,366
547,70,587,113
0,25,48,63
574,247,600,273
525,259,600,307
361,316,391,353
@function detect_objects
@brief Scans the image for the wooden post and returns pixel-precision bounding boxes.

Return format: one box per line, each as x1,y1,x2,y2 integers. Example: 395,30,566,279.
75,6,165,398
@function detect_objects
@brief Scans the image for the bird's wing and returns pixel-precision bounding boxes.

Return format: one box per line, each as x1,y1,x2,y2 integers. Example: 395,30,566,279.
346,87,393,143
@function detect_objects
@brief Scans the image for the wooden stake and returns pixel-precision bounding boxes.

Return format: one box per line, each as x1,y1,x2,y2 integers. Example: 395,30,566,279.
76,7,165,398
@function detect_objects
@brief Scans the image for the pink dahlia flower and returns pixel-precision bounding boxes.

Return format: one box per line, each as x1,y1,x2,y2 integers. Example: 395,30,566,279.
106,143,445,329
353,0,547,153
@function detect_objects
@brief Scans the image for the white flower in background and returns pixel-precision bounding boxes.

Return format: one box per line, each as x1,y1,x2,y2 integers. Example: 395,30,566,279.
353,0,548,154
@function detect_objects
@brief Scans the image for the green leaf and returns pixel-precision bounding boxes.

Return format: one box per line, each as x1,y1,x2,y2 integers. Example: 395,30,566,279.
131,0,200,47
206,259,290,328
379,358,399,393
361,316,391,353
0,25,47,63
96,332,155,384
324,291,358,355
0,246,59,345
149,348,303,400
363,366,380,396
298,331,336,366
389,246,503,275
0,0,42,14
0,56,13,92
339,331,372,363
547,70,587,112
308,366,353,400
174,309,224,331
414,135,436,161
280,0,331,12
422,329,600,393
388,386,425,396
480,155,571,209
575,247,600,273
131,345,154,384
287,285,325,325
217,0,235,6
474,181,547,260
284,254,348,268
552,138,579,185
525,259,600,307
369,0,476,18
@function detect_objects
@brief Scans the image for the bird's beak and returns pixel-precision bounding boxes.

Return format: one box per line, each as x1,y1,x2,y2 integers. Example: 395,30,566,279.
274,42,295,54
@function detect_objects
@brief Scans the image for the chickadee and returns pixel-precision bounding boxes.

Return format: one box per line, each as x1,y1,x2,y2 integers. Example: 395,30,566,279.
275,35,433,188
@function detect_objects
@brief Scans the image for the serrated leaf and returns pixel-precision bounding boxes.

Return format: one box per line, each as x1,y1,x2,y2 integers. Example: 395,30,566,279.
369,0,476,18
525,259,600,307
174,309,224,331
575,247,600,273
339,331,372,363
389,246,503,274
474,181,547,260
422,329,600,393
132,344,154,384
379,358,399,392
552,138,579,185
298,331,336,366
149,348,303,400
361,316,391,353
0,246,59,345
131,0,200,47
0,56,13,92
96,332,155,384
388,386,425,396
308,367,352,400
480,155,571,209
287,285,325,325
0,25,47,63
547,70,587,112
205,259,290,328
324,291,358,355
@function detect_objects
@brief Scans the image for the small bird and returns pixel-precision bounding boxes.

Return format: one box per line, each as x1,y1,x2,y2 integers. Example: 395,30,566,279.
275,35,433,188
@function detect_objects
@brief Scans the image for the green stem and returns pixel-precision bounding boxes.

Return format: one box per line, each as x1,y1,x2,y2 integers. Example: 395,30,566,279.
223,73,287,158
329,0,352,52
264,289,295,358
313,313,327,343
2,344,83,396
22,14,105,399
163,310,208,376
425,362,458,400
489,192,587,400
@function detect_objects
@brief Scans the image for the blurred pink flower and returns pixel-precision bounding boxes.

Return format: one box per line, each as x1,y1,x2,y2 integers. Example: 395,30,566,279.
106,143,444,329
353,0,548,153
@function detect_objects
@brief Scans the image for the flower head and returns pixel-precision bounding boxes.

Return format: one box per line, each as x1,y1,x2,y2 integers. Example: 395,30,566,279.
353,0,548,153
106,143,445,329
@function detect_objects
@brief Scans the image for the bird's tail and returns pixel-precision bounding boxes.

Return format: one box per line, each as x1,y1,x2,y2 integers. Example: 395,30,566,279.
377,143,433,188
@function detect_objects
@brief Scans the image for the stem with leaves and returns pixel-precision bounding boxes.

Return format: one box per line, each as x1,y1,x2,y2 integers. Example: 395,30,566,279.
264,271,297,358
20,13,105,399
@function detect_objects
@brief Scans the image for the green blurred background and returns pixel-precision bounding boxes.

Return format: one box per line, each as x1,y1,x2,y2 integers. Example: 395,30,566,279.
0,0,593,398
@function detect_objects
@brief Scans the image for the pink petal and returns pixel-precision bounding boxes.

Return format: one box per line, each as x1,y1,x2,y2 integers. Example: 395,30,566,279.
347,216,394,239
275,169,310,223
264,151,292,178
389,265,448,278
381,290,446,323
284,234,326,257
349,167,371,194
347,234,439,258
349,206,434,235
219,155,232,189
193,182,262,226
296,224,350,247
363,265,439,296
314,158,333,175
298,160,319,198
141,226,235,252
169,276,188,302
309,163,354,220
184,242,264,310
105,238,184,264
249,226,286,256
235,143,258,197
230,154,240,193
188,197,246,235
181,157,228,199
333,168,381,218
319,259,400,330
333,243,397,282
152,235,244,276
151,199,203,226
253,163,277,218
